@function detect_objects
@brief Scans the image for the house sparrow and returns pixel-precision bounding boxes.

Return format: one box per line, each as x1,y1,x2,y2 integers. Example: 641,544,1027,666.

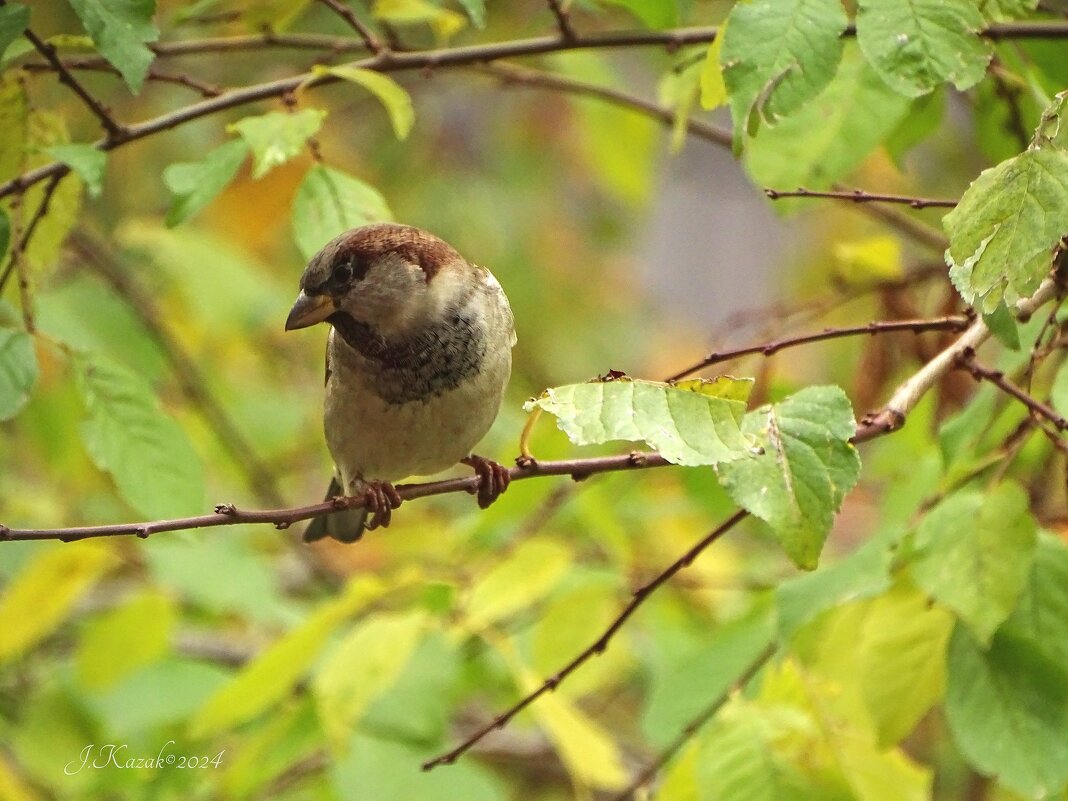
285,223,516,542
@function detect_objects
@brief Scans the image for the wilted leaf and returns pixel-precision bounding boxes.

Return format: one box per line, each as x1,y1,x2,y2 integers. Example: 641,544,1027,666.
525,376,754,467
0,73,26,182
0,326,36,420
22,111,82,274
190,575,389,737
163,139,248,226
910,481,1037,644
721,0,847,138
856,0,990,98
227,109,326,179
76,592,175,689
67,0,158,92
74,353,204,518
716,385,861,570
945,147,1068,312
314,611,425,744
0,544,116,663
45,144,105,197
463,539,571,632
0,4,28,62
314,65,413,140
291,164,392,260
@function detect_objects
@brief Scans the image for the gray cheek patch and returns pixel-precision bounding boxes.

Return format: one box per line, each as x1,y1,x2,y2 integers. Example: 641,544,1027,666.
328,308,488,405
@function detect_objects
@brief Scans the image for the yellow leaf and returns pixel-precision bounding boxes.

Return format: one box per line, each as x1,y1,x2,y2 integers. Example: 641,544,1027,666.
834,235,903,285
372,0,465,40
700,23,728,110
0,543,116,663
462,539,571,633
189,574,390,738
76,592,176,689
315,65,414,140
314,610,426,745
504,641,628,791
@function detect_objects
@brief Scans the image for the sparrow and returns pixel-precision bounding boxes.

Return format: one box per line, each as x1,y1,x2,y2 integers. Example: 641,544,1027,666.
284,223,516,543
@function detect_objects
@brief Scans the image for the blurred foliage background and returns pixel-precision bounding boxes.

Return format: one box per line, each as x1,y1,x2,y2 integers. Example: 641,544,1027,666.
1,1,1068,800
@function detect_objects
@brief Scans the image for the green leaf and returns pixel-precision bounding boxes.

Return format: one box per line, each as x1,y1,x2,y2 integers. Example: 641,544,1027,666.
855,0,990,98
314,65,414,140
456,0,485,28
597,0,677,29
0,544,116,663
525,376,754,467
745,48,911,191
982,301,1020,350
67,0,158,93
699,25,728,110
721,0,847,138
162,139,248,226
76,592,175,689
1052,360,1068,418
0,4,28,62
856,581,953,747
978,0,1039,21
190,575,389,737
314,611,425,744
463,539,571,632
658,59,703,153
227,108,326,179
74,353,204,518
1005,533,1068,666
716,385,862,570
45,144,105,197
884,89,945,168
910,481,1037,644
372,0,465,39
1032,90,1068,151
291,164,393,261
946,622,1068,798
945,147,1068,313
0,326,37,420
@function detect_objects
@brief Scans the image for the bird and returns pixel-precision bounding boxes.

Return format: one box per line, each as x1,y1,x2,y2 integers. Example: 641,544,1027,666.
284,223,516,543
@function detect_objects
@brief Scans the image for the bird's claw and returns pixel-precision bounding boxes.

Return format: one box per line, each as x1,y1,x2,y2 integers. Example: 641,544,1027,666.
462,455,511,509
362,481,403,530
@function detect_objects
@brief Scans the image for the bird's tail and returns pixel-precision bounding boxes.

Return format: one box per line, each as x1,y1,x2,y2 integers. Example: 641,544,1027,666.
302,477,368,543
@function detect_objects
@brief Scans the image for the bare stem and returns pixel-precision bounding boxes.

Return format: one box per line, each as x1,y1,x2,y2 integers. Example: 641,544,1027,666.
764,186,958,209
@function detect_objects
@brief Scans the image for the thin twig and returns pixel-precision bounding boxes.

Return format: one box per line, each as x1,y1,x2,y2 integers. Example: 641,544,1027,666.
70,230,287,507
764,186,958,209
546,0,577,40
21,60,224,97
665,315,971,382
421,508,750,770
0,173,64,304
0,451,673,541
957,350,1068,431
315,0,382,53
20,28,127,140
612,643,777,800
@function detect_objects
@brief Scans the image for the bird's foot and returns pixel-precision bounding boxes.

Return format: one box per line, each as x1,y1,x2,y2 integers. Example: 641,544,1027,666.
461,455,511,509
362,480,403,530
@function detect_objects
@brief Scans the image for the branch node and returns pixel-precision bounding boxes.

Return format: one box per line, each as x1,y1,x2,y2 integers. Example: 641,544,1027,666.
0,524,10,541
514,454,537,470
135,526,150,539
214,502,238,515
628,451,647,466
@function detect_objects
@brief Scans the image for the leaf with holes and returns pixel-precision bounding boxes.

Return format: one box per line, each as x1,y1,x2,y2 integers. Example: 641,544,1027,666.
291,164,393,260
525,376,755,467
716,385,861,570
68,0,158,92
945,147,1068,313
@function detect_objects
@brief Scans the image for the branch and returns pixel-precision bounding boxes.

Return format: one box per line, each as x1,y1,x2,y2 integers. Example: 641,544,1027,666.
546,0,577,41
70,230,287,507
21,59,224,97
421,508,750,770
957,350,1068,431
764,186,958,209
0,173,64,303
665,315,971,382
315,0,383,53
20,27,127,140
0,451,672,542
612,643,777,801
854,277,1062,442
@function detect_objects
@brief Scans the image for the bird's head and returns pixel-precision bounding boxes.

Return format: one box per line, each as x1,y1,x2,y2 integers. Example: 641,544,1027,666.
285,223,471,338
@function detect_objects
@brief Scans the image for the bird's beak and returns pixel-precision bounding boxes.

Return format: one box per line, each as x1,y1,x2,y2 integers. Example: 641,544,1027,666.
285,291,336,331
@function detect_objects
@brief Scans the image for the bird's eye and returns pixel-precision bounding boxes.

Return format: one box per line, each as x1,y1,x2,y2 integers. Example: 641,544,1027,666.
332,259,354,285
